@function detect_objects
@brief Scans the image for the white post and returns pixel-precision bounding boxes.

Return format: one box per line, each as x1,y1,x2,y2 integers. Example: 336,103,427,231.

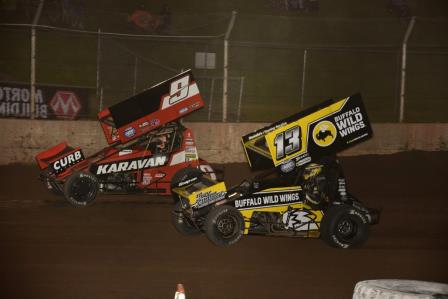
222,10,237,122
399,16,416,122
300,49,308,109
236,76,245,122
30,0,45,119
96,28,101,99
207,78,215,121
133,56,138,95
99,86,104,111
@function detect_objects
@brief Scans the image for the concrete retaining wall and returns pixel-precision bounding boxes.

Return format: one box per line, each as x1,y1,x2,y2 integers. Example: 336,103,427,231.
1,119,447,165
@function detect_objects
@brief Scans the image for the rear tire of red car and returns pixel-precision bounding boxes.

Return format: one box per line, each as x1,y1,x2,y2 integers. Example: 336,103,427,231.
172,202,201,235
204,205,244,247
63,172,99,207
320,204,369,248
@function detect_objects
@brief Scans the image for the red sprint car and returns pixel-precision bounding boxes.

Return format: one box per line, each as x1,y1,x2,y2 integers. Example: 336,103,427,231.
36,70,215,206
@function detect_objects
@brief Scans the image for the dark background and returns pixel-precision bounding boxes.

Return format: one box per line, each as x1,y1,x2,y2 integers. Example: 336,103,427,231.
1,0,447,121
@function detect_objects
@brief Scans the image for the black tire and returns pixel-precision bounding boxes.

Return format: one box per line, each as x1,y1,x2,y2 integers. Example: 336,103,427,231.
171,202,201,236
63,172,99,207
320,204,369,248
204,205,244,247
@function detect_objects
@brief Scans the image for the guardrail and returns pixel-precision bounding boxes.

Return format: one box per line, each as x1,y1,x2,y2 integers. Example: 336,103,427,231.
0,119,447,165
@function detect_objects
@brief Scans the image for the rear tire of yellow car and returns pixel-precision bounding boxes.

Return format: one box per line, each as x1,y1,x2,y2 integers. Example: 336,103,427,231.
204,205,244,247
63,172,99,207
172,202,201,236
320,204,369,248
353,280,448,299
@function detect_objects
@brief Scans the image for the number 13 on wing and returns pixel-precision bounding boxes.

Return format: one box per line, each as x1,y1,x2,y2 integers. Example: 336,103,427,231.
266,124,305,165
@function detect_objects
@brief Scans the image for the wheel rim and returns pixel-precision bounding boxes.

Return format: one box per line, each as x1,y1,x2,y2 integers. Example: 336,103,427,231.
336,217,357,241
216,214,239,239
70,177,94,202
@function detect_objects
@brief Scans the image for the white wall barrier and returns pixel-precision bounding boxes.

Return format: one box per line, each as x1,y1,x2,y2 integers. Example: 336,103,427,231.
0,119,447,165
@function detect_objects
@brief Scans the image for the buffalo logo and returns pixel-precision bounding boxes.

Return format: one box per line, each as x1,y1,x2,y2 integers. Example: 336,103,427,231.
312,120,337,147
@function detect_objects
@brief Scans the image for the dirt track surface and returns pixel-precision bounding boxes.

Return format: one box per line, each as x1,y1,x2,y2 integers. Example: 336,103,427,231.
1,151,448,299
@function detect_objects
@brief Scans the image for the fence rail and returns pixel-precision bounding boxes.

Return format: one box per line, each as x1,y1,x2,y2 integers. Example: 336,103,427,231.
1,13,447,123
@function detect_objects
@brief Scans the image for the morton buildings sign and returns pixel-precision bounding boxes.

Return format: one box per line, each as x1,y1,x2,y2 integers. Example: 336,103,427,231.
0,82,89,120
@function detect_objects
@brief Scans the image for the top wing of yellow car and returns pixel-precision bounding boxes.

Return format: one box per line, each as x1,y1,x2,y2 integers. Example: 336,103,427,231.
242,93,373,169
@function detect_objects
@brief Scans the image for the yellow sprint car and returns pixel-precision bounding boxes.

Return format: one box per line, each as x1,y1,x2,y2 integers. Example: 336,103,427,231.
171,94,380,248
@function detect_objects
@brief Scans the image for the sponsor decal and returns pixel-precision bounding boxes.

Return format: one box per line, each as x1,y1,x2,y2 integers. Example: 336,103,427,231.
199,164,216,180
139,121,149,128
333,107,366,137
0,83,89,120
312,120,337,147
194,191,226,208
142,173,152,185
185,146,197,154
337,178,348,201
0,84,48,118
178,176,198,187
280,160,295,173
94,154,168,175
350,209,368,224
50,91,82,119
154,173,165,178
190,102,201,109
332,235,349,248
282,209,319,231
138,121,150,133
124,127,136,138
150,119,160,126
235,191,301,210
51,150,84,174
179,107,189,114
118,149,133,156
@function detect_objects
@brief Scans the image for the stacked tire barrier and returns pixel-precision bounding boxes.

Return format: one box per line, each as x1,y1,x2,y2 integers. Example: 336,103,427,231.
353,280,448,299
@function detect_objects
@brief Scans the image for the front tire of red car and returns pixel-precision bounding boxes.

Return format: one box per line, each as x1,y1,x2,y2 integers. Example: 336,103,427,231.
63,172,99,207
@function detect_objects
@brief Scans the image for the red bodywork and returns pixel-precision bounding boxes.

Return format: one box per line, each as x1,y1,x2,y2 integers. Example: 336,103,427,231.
36,70,214,195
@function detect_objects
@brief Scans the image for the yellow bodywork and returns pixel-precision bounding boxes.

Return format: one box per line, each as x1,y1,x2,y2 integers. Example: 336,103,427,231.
174,180,323,237
237,186,323,235
180,181,227,208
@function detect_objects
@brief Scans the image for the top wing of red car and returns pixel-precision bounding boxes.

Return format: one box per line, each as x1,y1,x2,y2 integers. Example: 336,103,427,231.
241,93,373,170
98,70,204,145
